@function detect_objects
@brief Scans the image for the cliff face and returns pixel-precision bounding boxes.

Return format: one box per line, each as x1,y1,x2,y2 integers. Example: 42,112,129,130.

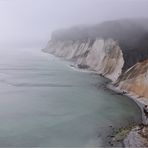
44,18,148,98
44,38,124,81
116,60,148,98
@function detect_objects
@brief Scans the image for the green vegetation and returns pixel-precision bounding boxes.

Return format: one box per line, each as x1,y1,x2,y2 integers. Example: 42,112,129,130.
112,124,136,142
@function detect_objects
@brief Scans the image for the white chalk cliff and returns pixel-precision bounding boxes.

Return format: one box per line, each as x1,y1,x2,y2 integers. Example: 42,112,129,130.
44,18,148,99
43,39,124,82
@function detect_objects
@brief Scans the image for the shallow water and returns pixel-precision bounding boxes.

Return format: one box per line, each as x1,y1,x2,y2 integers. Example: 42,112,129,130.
0,48,141,147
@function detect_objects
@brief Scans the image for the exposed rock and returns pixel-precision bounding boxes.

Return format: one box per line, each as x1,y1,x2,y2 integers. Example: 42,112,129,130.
43,18,148,101
116,60,148,99
44,38,124,82
77,64,89,69
50,18,148,72
124,126,148,147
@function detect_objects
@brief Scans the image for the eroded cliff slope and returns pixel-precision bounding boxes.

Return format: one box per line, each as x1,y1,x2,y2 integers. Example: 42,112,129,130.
44,18,148,98
44,38,124,81
116,60,148,98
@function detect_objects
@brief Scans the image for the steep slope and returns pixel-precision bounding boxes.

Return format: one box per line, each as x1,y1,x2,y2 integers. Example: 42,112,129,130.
44,38,124,81
115,60,148,98
44,18,148,98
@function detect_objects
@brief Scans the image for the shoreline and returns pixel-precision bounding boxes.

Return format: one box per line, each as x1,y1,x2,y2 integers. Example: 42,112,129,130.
69,62,148,122
107,84,147,125
42,50,148,147
66,61,148,147
107,84,148,147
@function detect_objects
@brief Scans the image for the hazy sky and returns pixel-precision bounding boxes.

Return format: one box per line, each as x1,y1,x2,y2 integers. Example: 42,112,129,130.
0,0,148,48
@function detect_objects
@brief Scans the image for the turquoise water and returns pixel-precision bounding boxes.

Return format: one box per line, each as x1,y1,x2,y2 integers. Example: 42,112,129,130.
0,48,141,147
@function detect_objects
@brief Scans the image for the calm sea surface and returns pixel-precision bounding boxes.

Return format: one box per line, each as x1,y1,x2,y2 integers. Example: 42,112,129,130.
0,48,141,147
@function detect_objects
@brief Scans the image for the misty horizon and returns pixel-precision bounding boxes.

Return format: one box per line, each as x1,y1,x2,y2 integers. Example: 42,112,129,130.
1,0,148,49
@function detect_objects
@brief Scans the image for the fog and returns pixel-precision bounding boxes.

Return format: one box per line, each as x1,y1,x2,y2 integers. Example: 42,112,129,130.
0,0,148,49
